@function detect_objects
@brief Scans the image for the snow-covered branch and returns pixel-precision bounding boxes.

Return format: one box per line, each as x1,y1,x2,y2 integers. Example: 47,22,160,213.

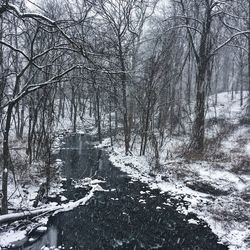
212,30,250,55
164,25,202,35
0,184,104,224
1,65,80,109
7,3,56,24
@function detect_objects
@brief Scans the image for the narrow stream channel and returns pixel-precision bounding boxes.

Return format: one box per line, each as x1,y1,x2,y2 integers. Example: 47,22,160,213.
20,134,228,250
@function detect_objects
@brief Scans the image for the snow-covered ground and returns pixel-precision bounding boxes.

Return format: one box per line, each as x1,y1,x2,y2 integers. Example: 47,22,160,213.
0,105,98,248
0,104,97,211
0,91,249,249
98,92,250,250
106,150,250,250
207,91,247,120
0,180,106,248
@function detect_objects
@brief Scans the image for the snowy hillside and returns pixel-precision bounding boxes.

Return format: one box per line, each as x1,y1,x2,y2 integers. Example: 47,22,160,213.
102,91,250,250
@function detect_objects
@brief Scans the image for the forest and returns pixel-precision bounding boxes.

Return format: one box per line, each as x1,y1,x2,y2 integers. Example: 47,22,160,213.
0,0,250,249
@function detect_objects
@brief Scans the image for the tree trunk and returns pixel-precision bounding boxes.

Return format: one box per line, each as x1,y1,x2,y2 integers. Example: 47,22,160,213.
1,103,14,214
191,50,208,154
240,59,244,106
142,99,151,155
96,86,102,143
191,74,206,154
119,43,130,154
248,0,250,115
73,103,77,133
109,94,113,147
190,4,212,155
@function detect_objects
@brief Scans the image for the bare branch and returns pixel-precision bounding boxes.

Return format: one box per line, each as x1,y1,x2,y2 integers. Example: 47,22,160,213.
212,30,250,55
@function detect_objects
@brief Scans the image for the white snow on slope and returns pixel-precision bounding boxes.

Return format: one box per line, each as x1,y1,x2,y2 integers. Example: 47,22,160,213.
207,91,248,122
108,149,250,250
102,91,250,250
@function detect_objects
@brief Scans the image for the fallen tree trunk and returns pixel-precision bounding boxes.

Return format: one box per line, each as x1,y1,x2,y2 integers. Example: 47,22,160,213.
0,184,103,225
0,206,57,225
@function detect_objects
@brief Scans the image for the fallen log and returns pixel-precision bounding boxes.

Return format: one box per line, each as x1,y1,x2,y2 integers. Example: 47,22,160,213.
0,206,57,225
0,184,104,225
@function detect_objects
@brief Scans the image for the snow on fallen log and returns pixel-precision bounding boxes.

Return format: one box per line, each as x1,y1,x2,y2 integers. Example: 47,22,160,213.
53,183,105,215
0,184,105,225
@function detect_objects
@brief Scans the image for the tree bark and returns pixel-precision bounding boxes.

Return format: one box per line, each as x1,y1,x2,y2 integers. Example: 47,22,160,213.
190,3,212,155
1,103,14,214
119,43,130,154
248,0,250,115
96,86,102,143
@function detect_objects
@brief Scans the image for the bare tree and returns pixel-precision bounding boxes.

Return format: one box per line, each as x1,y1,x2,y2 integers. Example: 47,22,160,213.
0,0,80,214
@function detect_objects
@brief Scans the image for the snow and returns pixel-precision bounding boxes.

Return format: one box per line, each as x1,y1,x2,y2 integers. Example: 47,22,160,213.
0,107,92,214
0,91,249,249
99,91,250,250
107,148,250,249
221,126,250,156
73,178,106,188
41,247,50,250
53,184,105,215
60,195,67,202
0,229,26,247
207,91,248,122
36,226,48,233
188,218,199,225
0,99,104,248
245,143,250,157
0,182,106,248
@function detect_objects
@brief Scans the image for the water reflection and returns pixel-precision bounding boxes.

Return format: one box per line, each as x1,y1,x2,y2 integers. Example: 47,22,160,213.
11,226,58,250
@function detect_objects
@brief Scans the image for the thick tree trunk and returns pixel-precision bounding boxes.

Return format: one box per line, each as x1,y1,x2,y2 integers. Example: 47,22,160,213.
1,103,14,214
190,56,208,154
191,74,206,154
119,45,130,154
248,0,250,115
190,3,212,155
0,17,4,125
240,61,244,107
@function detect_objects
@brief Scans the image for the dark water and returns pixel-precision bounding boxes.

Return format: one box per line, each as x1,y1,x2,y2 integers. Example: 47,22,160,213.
16,134,228,250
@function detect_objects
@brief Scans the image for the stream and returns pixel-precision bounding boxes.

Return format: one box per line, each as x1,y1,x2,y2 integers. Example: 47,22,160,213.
14,134,228,250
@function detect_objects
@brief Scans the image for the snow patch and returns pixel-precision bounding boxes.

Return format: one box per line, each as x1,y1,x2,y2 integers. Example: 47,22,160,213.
0,230,26,247
245,143,250,157
107,146,250,250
